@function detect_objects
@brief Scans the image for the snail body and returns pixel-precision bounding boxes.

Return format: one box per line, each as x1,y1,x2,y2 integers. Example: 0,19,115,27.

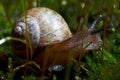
11,7,102,71
34,29,102,71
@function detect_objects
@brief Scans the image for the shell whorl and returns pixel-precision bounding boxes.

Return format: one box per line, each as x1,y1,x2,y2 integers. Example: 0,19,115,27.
13,15,40,49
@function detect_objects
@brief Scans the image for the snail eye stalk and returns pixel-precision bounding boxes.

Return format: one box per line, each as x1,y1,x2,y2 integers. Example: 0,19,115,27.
90,24,113,35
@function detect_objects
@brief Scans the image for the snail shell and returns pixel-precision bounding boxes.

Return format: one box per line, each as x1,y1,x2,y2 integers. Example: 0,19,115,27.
11,7,72,57
25,7,72,46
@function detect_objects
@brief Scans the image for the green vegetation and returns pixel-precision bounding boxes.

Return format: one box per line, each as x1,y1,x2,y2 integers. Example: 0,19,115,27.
0,0,120,80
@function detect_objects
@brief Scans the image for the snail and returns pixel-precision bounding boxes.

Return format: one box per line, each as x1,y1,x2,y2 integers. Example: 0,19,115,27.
11,7,103,72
